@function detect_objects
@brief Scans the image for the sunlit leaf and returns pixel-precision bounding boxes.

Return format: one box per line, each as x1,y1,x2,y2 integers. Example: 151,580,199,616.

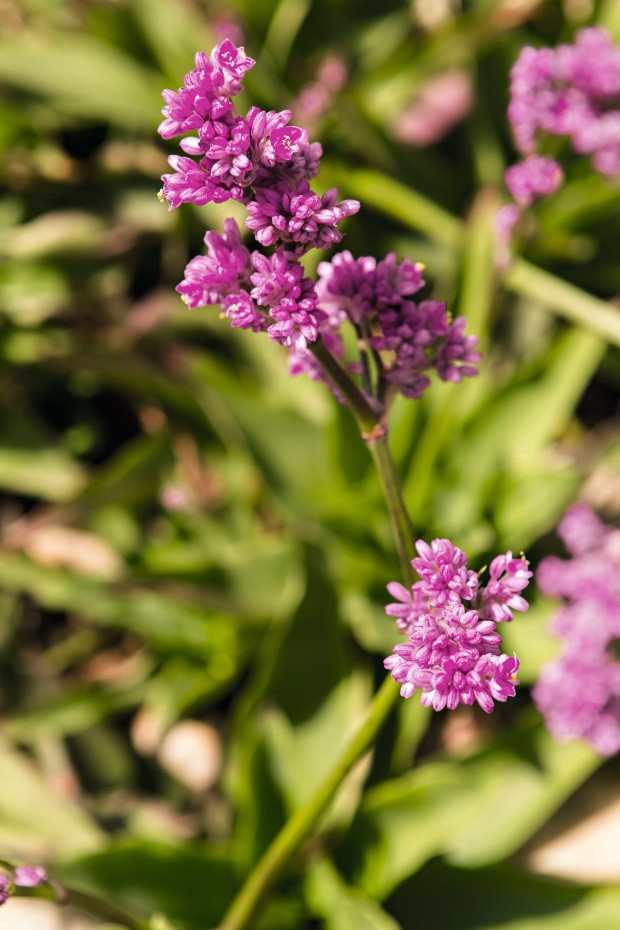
0,35,162,128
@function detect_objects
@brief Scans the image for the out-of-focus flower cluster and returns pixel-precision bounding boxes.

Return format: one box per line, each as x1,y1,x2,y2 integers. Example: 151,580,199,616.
533,504,620,756
384,539,531,712
292,54,348,134
499,27,620,247
0,866,48,906
159,42,480,404
391,71,473,147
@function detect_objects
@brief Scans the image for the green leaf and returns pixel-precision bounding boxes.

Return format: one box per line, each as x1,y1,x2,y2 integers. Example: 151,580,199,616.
59,841,237,929
261,668,372,813
444,729,599,870
388,859,620,930
421,327,605,545
0,261,69,325
218,392,334,509
227,721,289,869
344,717,600,899
0,35,163,129
0,735,103,859
329,165,463,249
229,547,372,864
461,328,604,471
537,175,620,235
5,680,148,744
308,858,403,930
505,261,620,349
0,446,86,500
141,654,248,731
129,0,214,83
494,464,581,549
0,554,250,682
0,210,106,259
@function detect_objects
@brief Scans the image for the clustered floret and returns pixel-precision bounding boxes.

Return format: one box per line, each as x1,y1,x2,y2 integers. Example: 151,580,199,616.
384,539,531,712
501,27,620,238
158,41,357,353
291,250,480,400
0,865,48,907
533,504,620,756
504,155,564,206
159,42,480,400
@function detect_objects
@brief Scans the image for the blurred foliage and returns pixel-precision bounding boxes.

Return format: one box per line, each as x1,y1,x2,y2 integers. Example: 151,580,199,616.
1,0,620,928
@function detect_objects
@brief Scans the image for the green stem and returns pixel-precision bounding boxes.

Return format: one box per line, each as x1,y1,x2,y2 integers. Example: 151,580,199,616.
218,425,415,930
367,434,415,585
333,167,463,251
218,675,399,930
13,883,147,930
505,259,620,347
310,340,379,432
312,340,414,579
59,888,148,929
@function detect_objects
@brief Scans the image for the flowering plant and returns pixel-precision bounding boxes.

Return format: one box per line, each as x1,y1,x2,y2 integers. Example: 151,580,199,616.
499,27,620,245
151,40,533,930
2,8,620,930
159,40,480,417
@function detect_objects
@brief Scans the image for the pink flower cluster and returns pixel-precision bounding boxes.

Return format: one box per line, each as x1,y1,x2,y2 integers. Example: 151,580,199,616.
159,41,359,352
384,539,531,712
159,43,480,403
509,28,620,177
292,54,348,133
533,505,620,756
0,866,47,906
291,250,480,401
176,217,321,349
500,27,620,242
392,71,473,147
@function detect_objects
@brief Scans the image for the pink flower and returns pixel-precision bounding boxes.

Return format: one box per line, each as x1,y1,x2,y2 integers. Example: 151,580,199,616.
384,539,529,713
507,28,620,180
479,551,532,623
534,505,620,755
14,866,47,888
505,156,564,205
392,71,473,147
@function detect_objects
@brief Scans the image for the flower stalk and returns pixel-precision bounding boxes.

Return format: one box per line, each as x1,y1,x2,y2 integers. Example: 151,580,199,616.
309,339,379,432
217,674,400,930
367,435,415,585
217,428,415,930
54,886,148,929
3,874,147,930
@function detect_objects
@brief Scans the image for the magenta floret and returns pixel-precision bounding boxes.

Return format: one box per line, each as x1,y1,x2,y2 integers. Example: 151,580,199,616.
159,43,478,404
505,155,564,205
533,505,620,755
411,538,479,607
507,27,620,180
479,551,532,623
385,538,529,713
14,866,47,888
245,180,360,251
177,218,252,308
